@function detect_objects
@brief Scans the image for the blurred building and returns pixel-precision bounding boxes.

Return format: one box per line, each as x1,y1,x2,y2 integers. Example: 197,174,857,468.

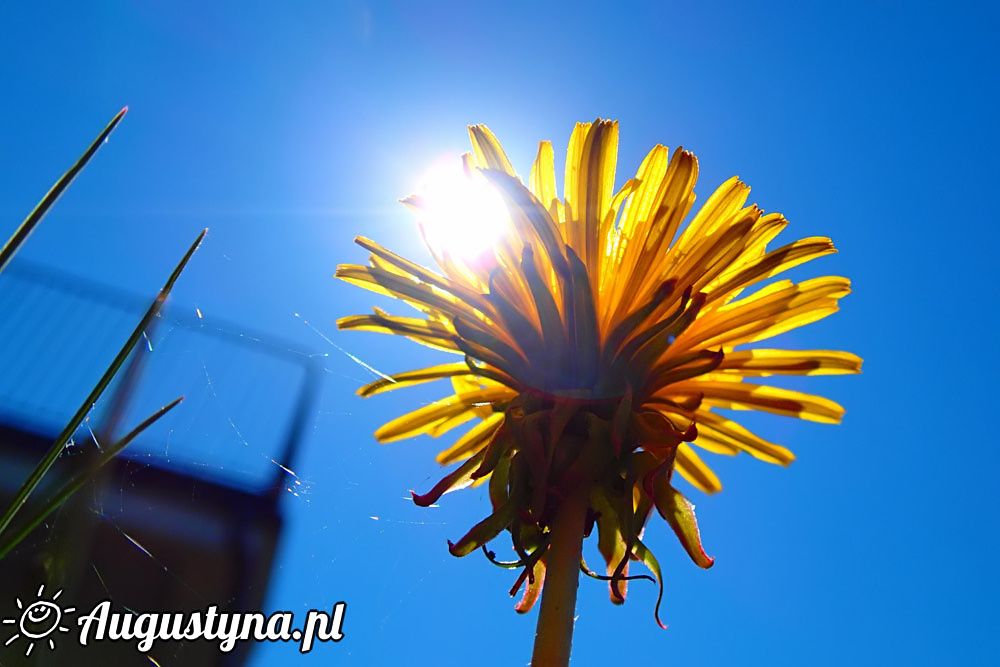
0,261,320,666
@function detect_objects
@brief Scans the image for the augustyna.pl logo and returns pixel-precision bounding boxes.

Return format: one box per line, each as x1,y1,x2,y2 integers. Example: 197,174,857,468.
3,585,345,656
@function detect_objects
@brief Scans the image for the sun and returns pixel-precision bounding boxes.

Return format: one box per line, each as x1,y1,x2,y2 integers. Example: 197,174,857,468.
410,155,510,262
2,584,75,656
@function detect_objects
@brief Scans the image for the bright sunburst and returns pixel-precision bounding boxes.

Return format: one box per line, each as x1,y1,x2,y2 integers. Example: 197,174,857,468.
408,155,510,262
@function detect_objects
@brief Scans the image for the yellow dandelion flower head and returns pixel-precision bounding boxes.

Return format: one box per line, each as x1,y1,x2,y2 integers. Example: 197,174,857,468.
337,119,860,625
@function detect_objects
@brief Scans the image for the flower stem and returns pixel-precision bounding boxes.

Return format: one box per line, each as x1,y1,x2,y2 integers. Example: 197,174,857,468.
531,487,589,666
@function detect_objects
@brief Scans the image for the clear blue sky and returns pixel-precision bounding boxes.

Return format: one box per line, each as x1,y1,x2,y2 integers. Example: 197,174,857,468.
1,1,997,665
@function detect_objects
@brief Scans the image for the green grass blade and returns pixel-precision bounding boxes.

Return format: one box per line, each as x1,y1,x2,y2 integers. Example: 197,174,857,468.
0,396,183,560
0,228,206,540
0,107,128,276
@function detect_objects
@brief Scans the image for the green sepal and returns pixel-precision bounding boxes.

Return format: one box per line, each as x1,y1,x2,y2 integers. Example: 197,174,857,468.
631,451,659,526
513,556,545,614
611,389,632,458
653,477,715,569
447,498,518,557
472,419,512,480
580,556,654,585
488,449,512,511
632,538,670,629
515,413,549,520
608,459,640,603
590,484,629,604
547,400,578,451
553,414,613,498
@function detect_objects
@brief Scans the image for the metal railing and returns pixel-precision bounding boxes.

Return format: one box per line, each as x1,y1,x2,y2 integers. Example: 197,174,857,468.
0,259,321,497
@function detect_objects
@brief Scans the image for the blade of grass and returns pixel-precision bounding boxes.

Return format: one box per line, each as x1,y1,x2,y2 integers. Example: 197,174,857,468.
98,308,161,443
0,107,128,276
0,396,184,560
0,228,206,540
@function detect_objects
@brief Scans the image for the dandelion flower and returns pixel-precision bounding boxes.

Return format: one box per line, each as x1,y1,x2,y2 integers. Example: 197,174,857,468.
338,119,859,663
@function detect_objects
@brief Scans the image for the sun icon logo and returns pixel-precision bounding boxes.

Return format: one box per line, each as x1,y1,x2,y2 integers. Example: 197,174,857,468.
2,584,75,656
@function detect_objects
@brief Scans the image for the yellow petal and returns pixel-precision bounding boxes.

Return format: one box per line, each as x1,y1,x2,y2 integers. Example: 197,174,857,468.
671,176,750,257
597,177,641,310
671,380,846,424
675,276,851,350
564,119,618,269
468,125,517,176
707,236,837,305
355,235,492,315
358,362,473,397
654,211,759,319
426,409,477,438
529,140,558,212
716,349,863,376
688,437,740,456
335,263,476,323
605,147,698,330
728,213,788,269
450,373,505,418
616,144,671,250
437,412,504,465
694,410,795,465
375,386,514,443
674,443,722,494
337,312,460,353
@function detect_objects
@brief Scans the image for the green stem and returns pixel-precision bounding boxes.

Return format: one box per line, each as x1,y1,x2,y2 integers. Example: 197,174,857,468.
531,487,589,666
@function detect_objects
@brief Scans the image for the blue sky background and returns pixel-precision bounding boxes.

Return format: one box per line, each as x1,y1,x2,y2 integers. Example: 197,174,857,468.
1,1,997,664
